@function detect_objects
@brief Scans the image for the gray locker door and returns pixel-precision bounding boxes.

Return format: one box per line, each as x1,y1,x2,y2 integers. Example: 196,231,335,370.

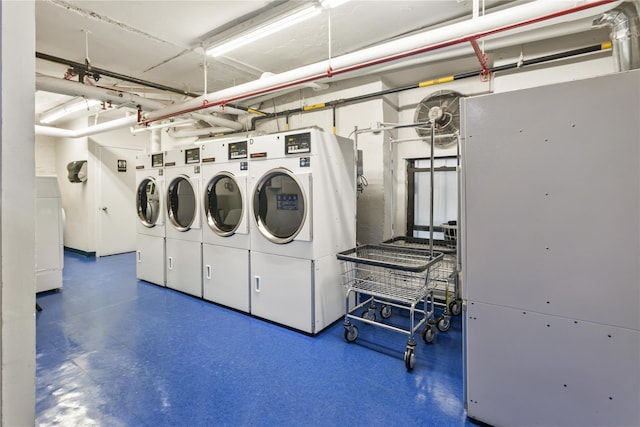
462,70,640,427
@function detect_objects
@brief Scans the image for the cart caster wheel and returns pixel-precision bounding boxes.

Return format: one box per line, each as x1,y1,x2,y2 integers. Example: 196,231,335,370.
422,325,436,344
380,304,392,319
437,315,451,332
344,325,358,342
361,309,376,321
449,299,462,316
404,347,416,371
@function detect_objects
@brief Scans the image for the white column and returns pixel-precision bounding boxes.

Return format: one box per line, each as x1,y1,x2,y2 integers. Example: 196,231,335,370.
1,1,36,425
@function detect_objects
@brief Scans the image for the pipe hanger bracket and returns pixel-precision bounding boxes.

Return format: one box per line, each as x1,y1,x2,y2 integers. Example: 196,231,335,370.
470,39,492,82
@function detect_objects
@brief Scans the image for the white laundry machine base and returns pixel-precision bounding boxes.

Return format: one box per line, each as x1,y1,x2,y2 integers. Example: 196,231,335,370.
136,234,165,286
165,238,202,297
202,244,250,313
250,251,343,334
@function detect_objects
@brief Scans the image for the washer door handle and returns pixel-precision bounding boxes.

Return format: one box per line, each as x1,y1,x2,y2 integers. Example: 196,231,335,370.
168,257,173,270
254,276,261,293
205,265,211,280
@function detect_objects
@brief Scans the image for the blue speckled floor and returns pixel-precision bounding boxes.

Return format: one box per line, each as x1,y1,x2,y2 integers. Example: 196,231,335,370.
36,251,474,426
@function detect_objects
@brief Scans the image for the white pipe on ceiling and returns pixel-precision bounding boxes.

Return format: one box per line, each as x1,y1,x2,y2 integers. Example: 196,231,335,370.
143,0,622,123
36,75,247,136
37,74,252,116
189,112,244,130
167,126,240,138
130,119,194,134
36,75,167,111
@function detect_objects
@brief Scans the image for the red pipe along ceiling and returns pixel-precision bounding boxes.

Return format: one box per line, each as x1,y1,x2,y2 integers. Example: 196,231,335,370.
140,0,620,126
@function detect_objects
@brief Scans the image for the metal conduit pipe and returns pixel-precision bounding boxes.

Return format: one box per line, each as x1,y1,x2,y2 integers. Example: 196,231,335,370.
251,41,614,130
141,0,621,125
593,0,640,71
36,51,202,98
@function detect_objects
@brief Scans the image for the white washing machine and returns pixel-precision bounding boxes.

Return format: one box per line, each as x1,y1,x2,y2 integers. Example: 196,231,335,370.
164,146,202,297
248,127,356,334
200,138,250,312
135,152,166,286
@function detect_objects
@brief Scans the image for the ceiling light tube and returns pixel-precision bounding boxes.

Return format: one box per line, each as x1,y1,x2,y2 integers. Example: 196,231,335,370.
207,6,321,57
320,0,350,9
40,98,101,124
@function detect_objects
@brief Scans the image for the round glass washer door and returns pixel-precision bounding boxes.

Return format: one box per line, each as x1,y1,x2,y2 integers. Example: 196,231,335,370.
136,177,160,228
253,169,307,244
167,175,197,231
205,172,243,236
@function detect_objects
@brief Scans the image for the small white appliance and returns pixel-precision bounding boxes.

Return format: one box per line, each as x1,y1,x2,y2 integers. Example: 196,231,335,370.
135,152,165,286
248,127,356,334
35,176,64,293
164,146,202,297
200,138,251,312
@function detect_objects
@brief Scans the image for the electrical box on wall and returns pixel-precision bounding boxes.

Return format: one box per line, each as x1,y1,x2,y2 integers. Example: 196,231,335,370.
67,160,87,183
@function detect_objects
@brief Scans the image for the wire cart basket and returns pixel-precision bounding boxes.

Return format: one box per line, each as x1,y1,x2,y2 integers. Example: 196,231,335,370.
337,244,443,370
382,235,461,333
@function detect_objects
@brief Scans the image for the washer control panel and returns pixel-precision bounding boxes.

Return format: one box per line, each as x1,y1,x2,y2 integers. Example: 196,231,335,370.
229,141,248,160
285,132,311,155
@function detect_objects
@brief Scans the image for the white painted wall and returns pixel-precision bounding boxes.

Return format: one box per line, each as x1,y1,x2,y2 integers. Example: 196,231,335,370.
55,117,95,253
35,135,57,176
51,116,146,254
1,1,36,425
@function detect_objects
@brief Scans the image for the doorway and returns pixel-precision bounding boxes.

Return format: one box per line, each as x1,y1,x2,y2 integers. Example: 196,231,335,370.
96,145,141,256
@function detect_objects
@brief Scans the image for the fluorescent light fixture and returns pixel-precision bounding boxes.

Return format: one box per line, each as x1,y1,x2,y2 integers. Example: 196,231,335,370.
40,98,101,124
320,0,351,8
207,6,321,57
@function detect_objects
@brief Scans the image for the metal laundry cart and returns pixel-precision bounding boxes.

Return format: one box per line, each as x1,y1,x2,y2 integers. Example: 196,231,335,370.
337,244,443,370
382,234,462,333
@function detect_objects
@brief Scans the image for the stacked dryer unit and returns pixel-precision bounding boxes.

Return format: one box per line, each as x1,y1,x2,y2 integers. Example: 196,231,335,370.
200,138,251,312
249,127,356,334
164,146,203,298
135,152,166,286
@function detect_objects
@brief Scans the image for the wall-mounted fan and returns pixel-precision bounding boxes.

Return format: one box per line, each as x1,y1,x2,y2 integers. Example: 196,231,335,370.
414,90,463,148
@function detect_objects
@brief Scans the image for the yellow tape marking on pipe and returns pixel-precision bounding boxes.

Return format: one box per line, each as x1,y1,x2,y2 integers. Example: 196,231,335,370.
601,41,612,50
247,108,267,116
419,76,454,87
332,127,337,135
303,103,326,111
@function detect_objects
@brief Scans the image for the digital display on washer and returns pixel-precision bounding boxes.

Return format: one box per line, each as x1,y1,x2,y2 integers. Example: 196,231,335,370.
228,141,248,160
151,153,163,168
285,132,311,155
185,147,200,164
